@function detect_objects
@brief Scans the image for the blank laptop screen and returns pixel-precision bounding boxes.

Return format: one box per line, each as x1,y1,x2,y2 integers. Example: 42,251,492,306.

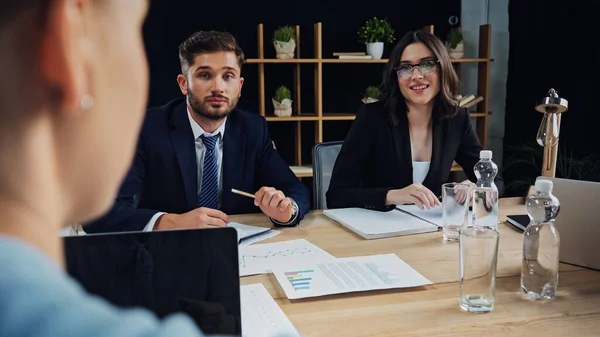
63,227,241,336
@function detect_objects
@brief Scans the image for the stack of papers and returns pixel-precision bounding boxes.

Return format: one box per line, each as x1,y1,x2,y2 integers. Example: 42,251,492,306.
238,239,336,277
323,206,442,240
227,222,280,246
240,283,301,337
271,253,432,299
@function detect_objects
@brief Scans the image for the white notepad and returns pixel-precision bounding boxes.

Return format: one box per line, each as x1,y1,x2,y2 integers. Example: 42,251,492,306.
323,205,442,240
228,222,273,244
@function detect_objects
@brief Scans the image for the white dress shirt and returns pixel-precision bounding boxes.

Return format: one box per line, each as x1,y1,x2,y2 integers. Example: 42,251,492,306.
143,109,226,231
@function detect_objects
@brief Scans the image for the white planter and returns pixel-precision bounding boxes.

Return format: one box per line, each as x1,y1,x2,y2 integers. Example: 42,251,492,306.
361,97,379,104
272,98,293,117
366,42,384,59
274,39,296,59
448,41,464,58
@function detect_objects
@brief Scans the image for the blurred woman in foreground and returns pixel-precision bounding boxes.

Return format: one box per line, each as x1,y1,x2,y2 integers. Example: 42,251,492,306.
0,1,223,336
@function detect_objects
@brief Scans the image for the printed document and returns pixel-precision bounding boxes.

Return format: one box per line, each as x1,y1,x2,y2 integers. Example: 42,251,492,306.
241,283,301,337
238,239,336,277
272,253,432,299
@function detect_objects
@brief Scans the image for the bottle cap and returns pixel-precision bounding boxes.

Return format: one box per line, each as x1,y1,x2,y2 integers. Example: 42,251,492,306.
535,178,553,193
480,150,492,159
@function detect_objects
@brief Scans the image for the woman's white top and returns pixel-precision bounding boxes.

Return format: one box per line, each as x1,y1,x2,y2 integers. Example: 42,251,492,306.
412,161,431,184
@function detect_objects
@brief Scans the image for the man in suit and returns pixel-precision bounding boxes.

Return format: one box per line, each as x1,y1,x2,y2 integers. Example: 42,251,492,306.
85,31,309,233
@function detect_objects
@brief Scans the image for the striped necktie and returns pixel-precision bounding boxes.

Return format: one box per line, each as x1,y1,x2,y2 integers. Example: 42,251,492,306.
198,134,219,209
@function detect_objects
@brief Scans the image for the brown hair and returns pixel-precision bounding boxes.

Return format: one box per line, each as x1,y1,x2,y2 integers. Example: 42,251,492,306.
378,30,460,125
178,31,245,75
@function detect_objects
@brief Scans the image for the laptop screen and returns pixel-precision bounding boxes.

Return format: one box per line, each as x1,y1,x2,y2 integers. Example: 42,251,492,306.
63,227,241,336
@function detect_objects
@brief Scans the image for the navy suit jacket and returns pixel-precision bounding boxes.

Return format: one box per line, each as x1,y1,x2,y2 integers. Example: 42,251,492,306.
85,98,309,233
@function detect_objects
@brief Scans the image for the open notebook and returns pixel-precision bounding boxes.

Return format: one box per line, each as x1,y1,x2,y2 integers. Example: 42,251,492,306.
227,222,272,244
323,205,443,240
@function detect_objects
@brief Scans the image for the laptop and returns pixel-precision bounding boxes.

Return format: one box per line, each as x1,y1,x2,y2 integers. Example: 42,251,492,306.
63,227,241,336
507,177,600,271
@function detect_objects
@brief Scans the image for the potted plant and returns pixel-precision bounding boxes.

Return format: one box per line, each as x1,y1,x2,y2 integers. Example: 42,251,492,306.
273,25,296,59
446,27,464,58
272,85,292,117
361,85,379,104
357,17,395,59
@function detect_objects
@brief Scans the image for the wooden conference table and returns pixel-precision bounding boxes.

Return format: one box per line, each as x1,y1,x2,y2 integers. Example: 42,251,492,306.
231,197,600,337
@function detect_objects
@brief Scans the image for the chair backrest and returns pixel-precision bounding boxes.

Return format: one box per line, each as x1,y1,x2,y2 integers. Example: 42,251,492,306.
312,141,343,209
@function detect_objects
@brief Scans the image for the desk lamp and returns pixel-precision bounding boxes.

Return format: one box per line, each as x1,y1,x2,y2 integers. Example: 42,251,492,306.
535,88,569,177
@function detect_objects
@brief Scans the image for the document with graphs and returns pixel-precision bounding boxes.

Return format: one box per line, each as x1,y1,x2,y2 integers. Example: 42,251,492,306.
238,239,336,277
240,283,301,337
272,253,432,299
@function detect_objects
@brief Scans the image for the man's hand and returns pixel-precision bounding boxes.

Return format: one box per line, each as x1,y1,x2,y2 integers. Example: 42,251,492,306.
254,186,293,223
155,207,229,230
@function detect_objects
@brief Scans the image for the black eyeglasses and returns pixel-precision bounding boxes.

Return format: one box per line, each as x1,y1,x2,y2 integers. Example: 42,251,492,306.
394,60,439,79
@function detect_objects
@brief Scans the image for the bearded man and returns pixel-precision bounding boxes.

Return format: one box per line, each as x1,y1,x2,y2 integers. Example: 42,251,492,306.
85,31,309,233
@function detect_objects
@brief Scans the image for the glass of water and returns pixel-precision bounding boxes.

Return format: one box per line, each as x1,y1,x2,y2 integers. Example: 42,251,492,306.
459,226,499,313
442,182,470,242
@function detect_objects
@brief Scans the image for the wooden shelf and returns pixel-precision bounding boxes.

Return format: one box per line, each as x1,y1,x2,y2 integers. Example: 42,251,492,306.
245,58,319,64
322,113,356,121
265,115,320,122
246,57,489,64
290,165,313,177
249,23,492,178
320,57,489,64
265,114,356,121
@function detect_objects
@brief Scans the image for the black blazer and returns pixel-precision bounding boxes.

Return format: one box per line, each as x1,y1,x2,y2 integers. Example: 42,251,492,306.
85,98,309,233
326,101,504,211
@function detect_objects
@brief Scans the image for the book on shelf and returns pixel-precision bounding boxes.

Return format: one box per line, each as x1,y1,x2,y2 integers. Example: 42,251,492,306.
456,95,483,109
323,205,442,240
338,55,372,59
332,52,372,59
332,52,365,56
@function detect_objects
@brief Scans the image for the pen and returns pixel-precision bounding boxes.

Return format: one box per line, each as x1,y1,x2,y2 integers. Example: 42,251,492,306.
231,188,256,199
231,188,293,210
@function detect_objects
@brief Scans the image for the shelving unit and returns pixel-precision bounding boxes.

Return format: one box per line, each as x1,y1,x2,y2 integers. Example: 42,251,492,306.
245,22,492,178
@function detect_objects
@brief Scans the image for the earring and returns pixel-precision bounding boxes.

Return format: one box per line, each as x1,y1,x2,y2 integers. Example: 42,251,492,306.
80,94,94,111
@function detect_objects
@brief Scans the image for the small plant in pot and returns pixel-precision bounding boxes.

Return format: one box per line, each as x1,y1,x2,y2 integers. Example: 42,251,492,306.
272,85,293,117
446,27,464,58
273,25,296,59
361,85,379,104
357,17,395,59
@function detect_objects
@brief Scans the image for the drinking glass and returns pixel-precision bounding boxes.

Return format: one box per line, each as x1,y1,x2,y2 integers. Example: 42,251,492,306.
442,182,470,242
459,226,500,313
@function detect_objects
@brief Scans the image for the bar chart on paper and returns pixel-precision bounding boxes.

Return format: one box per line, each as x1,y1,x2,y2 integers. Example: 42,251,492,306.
285,270,315,291
238,239,336,276
272,254,433,299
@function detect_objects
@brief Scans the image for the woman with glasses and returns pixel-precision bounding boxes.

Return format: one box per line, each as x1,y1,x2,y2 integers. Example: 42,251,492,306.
326,30,504,211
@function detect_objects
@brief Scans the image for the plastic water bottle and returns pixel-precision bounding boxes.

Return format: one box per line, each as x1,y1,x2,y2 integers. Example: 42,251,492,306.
521,178,560,300
473,150,498,191
471,150,499,229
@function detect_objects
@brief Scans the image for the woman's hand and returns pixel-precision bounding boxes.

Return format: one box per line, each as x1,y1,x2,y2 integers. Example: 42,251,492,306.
454,180,476,205
386,183,441,210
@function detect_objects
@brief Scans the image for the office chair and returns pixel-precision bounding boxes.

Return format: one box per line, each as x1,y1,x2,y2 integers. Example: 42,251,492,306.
312,141,343,209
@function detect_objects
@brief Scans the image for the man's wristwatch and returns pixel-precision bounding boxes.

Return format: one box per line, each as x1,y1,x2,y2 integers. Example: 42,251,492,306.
271,199,299,226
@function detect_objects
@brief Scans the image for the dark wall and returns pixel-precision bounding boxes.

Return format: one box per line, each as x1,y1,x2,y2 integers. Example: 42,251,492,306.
141,0,461,205
503,0,600,196
143,0,461,110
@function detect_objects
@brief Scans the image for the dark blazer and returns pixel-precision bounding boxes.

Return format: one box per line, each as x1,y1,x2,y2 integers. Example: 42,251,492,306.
85,98,309,233
326,101,504,211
